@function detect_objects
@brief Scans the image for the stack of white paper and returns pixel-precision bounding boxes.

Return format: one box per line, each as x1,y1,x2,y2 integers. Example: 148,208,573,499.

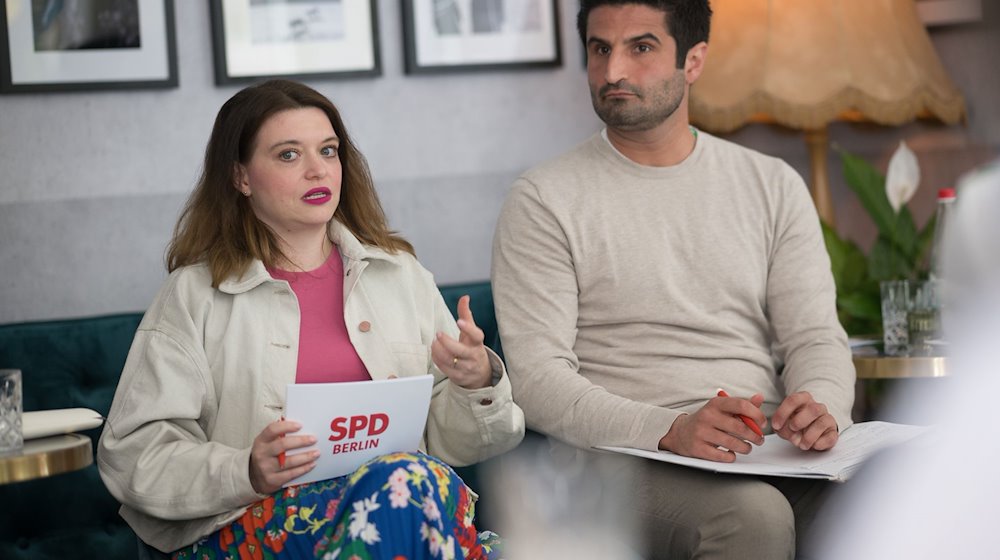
596,421,930,482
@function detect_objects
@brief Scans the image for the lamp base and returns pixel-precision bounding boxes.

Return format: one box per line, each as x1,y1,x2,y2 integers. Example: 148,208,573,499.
805,127,836,226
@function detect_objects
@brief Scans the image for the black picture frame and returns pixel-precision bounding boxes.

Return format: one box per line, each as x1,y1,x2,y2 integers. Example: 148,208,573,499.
209,0,381,85
402,0,561,74
0,0,178,93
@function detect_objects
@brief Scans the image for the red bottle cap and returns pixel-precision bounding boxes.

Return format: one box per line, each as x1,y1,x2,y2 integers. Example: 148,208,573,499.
938,187,956,199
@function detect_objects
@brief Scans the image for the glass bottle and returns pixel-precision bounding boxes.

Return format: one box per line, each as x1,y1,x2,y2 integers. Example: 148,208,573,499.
911,188,956,353
929,187,957,283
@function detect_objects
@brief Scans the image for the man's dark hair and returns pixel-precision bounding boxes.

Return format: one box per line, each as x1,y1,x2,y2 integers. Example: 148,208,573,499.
577,0,712,68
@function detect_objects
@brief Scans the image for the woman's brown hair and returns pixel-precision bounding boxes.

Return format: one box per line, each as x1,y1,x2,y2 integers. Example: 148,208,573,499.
167,80,413,286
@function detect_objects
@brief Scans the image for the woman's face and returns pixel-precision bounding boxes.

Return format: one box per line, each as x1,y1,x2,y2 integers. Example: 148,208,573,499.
237,107,342,238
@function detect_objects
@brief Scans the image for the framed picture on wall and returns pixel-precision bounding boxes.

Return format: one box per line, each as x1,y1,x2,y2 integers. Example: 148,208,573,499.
402,0,561,74
0,0,177,93
209,0,381,85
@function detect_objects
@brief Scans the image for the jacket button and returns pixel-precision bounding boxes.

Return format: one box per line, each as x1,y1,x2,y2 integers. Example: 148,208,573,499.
479,398,493,406
359,321,371,332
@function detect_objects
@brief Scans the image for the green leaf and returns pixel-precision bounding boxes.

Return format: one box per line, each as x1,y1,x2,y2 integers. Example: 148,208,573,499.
823,222,880,335
892,206,919,260
822,223,849,280
868,235,914,281
841,246,869,291
838,307,882,337
915,211,938,276
840,151,898,239
838,291,881,321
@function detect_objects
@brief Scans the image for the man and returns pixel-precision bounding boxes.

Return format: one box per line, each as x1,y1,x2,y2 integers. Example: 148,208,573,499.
491,1,855,558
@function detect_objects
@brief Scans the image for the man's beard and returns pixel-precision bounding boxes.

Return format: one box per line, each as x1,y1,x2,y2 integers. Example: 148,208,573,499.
591,70,686,131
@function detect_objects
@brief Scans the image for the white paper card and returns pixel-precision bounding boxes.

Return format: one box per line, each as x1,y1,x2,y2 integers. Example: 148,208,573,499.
596,421,930,482
22,408,104,440
283,375,433,486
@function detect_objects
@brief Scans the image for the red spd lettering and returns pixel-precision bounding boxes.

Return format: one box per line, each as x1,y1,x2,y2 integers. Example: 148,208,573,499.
368,413,389,437
329,413,390,441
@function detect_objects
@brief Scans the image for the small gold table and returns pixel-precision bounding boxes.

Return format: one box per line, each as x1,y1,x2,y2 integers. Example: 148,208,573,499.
852,353,948,379
0,433,93,485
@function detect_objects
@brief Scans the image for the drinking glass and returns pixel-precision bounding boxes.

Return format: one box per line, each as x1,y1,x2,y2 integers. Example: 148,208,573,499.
880,280,911,356
908,279,941,356
0,369,23,454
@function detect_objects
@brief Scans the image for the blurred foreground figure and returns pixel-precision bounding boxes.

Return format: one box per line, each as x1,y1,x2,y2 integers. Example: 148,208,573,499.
483,437,643,560
816,159,1000,560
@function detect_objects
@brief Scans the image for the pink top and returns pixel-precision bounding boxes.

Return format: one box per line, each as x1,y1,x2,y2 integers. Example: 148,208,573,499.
268,246,371,384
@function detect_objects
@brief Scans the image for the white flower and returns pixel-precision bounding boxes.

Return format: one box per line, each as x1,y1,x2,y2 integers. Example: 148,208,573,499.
885,140,921,213
348,514,367,540
389,485,411,509
388,468,412,508
422,493,441,521
427,527,444,556
389,467,409,487
361,493,380,513
348,493,381,539
441,535,456,560
408,462,428,477
359,522,381,545
420,521,431,541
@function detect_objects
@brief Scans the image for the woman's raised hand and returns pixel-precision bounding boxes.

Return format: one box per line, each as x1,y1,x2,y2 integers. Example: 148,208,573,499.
431,295,492,389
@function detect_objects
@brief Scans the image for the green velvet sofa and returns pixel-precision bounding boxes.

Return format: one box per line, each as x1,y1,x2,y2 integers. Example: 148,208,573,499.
0,281,503,560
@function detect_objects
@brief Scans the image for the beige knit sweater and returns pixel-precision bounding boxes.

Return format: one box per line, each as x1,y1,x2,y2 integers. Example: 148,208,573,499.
492,130,855,452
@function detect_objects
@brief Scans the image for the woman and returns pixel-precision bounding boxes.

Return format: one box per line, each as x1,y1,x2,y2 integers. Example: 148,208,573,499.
97,80,524,559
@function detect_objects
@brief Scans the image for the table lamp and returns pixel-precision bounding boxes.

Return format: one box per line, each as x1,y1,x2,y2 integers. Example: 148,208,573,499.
689,0,967,225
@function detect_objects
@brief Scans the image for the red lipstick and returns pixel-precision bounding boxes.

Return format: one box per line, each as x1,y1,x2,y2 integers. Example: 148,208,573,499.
302,187,332,205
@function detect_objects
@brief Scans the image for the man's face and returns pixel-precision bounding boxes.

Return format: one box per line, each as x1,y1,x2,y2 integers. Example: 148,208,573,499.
586,4,687,131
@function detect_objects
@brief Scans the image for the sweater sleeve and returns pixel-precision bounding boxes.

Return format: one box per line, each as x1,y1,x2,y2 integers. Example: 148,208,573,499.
97,281,263,521
492,179,679,451
766,166,856,432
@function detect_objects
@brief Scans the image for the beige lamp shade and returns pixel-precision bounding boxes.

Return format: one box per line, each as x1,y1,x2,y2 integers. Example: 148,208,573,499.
689,0,967,224
690,0,966,132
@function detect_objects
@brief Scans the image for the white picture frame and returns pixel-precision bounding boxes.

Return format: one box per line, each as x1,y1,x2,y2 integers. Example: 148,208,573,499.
402,0,562,74
209,0,380,84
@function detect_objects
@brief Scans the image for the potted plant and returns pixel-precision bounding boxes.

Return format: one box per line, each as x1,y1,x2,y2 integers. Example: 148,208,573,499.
822,142,938,337
823,142,940,420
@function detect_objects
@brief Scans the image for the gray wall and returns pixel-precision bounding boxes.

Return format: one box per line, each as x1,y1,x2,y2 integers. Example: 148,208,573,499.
2,1,997,324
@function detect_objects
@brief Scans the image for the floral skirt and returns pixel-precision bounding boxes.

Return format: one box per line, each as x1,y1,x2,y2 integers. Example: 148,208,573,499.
173,452,503,560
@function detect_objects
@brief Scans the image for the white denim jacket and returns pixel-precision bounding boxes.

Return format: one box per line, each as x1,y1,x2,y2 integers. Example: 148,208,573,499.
97,221,524,552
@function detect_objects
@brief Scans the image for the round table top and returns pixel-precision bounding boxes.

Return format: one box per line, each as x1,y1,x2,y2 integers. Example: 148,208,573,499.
852,354,948,379
0,433,93,485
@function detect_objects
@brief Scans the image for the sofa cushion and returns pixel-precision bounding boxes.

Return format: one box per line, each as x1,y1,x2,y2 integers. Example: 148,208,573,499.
0,313,143,413
436,280,504,362
0,313,143,560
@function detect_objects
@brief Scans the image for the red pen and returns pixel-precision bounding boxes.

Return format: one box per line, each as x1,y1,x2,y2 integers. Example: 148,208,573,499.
717,389,764,438
277,416,287,469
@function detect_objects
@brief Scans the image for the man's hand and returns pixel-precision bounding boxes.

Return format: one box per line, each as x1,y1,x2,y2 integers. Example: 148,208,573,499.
658,393,766,462
771,391,838,451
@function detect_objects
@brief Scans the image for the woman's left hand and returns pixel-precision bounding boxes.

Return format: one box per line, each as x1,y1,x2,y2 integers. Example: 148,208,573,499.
431,295,493,389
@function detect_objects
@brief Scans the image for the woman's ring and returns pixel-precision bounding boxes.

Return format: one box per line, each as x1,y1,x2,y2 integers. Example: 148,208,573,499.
452,356,459,367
